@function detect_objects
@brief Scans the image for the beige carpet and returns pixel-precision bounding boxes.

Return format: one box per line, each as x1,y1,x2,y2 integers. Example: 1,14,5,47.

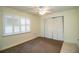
61,42,79,53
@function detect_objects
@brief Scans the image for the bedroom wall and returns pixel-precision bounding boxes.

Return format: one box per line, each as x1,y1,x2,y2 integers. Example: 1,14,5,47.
76,8,79,46
0,7,3,48
0,7,41,50
41,8,78,44
77,8,79,39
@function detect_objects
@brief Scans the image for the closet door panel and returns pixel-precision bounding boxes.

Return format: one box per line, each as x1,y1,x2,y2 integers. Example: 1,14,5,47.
57,17,64,40
45,19,53,38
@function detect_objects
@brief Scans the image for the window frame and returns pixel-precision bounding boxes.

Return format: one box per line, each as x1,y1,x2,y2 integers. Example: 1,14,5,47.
3,14,31,36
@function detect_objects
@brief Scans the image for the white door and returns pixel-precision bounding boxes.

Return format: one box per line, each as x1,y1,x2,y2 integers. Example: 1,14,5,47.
44,16,64,41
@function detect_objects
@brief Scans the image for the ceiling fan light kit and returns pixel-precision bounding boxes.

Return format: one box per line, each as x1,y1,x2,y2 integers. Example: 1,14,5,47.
38,6,49,15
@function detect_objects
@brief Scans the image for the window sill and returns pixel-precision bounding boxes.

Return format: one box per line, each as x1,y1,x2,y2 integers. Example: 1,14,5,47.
3,31,30,37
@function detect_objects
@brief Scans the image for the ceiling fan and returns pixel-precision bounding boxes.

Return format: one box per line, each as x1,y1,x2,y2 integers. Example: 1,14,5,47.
33,6,51,15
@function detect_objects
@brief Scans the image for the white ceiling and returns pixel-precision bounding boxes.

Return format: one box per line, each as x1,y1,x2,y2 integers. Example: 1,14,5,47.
8,6,77,16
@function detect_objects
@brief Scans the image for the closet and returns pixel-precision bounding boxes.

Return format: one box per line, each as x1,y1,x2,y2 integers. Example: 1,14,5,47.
44,16,64,41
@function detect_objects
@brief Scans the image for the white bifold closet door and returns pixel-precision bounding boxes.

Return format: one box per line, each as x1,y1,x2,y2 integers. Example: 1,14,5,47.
44,16,64,41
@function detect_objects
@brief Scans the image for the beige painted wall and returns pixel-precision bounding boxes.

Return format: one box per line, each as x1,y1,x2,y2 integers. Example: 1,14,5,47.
77,8,79,38
41,8,78,44
76,8,79,46
0,7,3,48
0,7,41,50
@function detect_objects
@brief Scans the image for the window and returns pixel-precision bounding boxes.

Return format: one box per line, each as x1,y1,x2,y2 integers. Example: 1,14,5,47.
4,15,13,35
13,16,20,33
3,15,30,36
20,17,26,32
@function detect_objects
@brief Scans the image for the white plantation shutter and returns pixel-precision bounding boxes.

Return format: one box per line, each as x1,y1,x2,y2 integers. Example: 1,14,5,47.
13,16,20,33
4,15,13,35
26,19,30,32
3,14,30,36
20,17,26,32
